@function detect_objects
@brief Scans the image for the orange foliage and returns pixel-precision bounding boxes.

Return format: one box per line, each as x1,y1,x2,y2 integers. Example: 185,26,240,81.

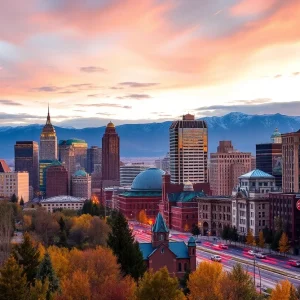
270,279,297,300
48,246,70,279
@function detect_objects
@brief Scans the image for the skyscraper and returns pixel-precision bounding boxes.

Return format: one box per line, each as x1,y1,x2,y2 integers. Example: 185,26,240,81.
0,159,11,172
14,141,39,193
39,160,61,195
40,106,57,160
87,146,102,174
256,128,282,188
46,165,68,197
102,122,120,182
169,114,208,184
210,141,252,196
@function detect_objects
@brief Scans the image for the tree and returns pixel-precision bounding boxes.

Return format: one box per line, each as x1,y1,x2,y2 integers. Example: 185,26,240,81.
87,216,110,247
263,227,273,244
258,231,265,249
271,230,282,251
246,230,255,246
0,256,28,300
23,215,32,231
19,197,24,206
278,232,290,255
188,261,224,300
220,263,256,300
29,279,49,300
48,246,70,280
138,210,148,224
184,223,190,232
221,225,230,241
107,211,146,280
136,267,185,300
10,193,18,203
0,202,14,265
191,225,200,237
230,226,239,243
12,232,40,284
270,280,297,300
37,253,60,299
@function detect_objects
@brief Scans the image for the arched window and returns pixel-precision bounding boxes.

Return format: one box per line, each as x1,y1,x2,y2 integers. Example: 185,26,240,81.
178,263,182,272
161,247,164,254
192,248,195,255
160,234,164,241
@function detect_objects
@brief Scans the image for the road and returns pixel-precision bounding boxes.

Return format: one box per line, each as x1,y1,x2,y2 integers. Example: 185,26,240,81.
131,222,300,290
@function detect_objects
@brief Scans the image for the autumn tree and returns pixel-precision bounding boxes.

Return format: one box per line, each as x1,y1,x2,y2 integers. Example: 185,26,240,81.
279,232,290,255
12,232,40,284
23,214,32,231
258,231,265,249
87,216,110,247
220,263,256,300
48,246,70,280
184,223,190,232
29,279,49,300
37,253,60,299
138,210,148,224
246,230,255,246
270,280,297,300
0,256,28,300
191,225,200,237
188,261,224,300
107,210,146,280
136,267,185,300
0,202,14,265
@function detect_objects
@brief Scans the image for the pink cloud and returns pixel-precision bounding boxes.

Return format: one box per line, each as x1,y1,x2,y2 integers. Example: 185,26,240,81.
230,0,279,16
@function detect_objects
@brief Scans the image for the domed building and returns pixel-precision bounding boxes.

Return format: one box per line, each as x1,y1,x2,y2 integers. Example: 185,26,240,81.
40,106,58,160
271,128,282,144
72,169,91,199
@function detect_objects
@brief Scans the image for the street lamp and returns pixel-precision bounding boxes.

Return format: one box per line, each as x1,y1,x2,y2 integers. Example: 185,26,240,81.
253,256,262,294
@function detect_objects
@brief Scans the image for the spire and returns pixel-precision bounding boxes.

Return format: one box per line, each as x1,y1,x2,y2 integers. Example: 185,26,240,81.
152,213,169,233
46,103,51,124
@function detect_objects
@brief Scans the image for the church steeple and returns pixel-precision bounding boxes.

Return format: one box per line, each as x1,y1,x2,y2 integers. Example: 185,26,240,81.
152,213,169,247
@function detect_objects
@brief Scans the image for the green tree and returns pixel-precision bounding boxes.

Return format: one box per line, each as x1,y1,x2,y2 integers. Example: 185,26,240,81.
230,226,239,243
37,253,60,299
263,227,273,244
271,230,282,251
20,197,24,206
180,269,190,295
191,225,200,237
10,193,18,203
221,225,230,241
258,231,265,249
220,263,256,300
135,267,185,300
0,256,28,300
13,232,40,284
246,230,255,246
107,210,146,281
279,232,290,255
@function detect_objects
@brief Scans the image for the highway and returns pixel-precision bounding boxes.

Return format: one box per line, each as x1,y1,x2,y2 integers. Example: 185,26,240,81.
131,222,300,290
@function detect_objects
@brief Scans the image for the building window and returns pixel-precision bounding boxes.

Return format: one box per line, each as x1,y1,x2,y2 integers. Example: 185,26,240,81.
161,248,164,254
178,263,182,272
160,234,164,241
184,263,187,271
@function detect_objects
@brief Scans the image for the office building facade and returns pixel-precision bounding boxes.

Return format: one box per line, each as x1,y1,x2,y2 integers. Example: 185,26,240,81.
169,114,208,184
39,160,61,195
120,164,148,186
46,165,68,198
14,141,39,193
72,170,91,199
87,146,102,174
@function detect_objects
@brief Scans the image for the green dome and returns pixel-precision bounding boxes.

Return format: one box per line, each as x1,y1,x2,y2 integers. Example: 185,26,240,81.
131,168,165,191
74,170,88,177
271,128,281,138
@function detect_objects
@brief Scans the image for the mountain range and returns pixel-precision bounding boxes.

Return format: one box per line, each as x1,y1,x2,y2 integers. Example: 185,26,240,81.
1,112,300,159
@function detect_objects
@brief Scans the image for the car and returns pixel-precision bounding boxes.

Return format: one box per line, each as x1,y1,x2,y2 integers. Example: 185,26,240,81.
219,244,228,249
248,250,257,256
196,239,201,244
255,252,266,259
288,260,300,267
211,255,222,262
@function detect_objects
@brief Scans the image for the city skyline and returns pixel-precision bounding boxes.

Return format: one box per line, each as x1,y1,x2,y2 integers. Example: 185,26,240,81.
1,0,300,127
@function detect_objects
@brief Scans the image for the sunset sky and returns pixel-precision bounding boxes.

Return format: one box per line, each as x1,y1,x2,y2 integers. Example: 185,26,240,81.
1,0,300,128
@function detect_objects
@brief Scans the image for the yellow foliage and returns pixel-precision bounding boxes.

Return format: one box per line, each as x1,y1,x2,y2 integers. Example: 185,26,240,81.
184,223,189,232
138,210,148,224
37,243,46,262
188,261,224,300
270,280,297,300
48,246,70,279
246,230,255,246
279,232,290,254
258,231,265,248
72,214,93,230
23,215,32,231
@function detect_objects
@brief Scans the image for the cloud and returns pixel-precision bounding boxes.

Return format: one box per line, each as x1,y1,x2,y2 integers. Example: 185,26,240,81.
110,87,123,90
293,72,300,76
117,94,151,100
274,74,282,78
230,0,278,16
87,94,110,98
33,83,102,93
76,103,132,109
119,82,159,88
0,99,22,106
80,66,107,73
196,100,300,116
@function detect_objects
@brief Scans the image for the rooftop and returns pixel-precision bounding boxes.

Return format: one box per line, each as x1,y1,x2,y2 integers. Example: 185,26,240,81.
41,196,85,203
74,169,88,177
131,168,165,191
152,213,169,233
239,169,274,179
59,138,87,146
168,191,206,202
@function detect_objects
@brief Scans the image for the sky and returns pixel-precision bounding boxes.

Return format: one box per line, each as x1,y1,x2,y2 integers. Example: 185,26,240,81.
1,0,300,128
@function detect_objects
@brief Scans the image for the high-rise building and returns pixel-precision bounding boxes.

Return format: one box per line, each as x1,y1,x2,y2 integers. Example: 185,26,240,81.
256,128,282,188
102,122,120,182
46,165,68,198
14,141,39,193
87,146,102,174
282,130,300,193
155,152,170,173
59,139,88,171
40,106,57,160
72,170,91,199
0,159,11,172
120,164,149,186
0,172,29,202
209,141,252,196
169,114,208,184
39,160,61,196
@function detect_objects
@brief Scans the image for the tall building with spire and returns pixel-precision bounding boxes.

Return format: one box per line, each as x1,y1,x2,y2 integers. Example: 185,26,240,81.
40,106,57,160
102,122,120,183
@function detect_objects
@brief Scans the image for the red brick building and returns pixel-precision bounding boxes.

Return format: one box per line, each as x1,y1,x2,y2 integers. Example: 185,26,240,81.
139,213,196,278
46,165,68,198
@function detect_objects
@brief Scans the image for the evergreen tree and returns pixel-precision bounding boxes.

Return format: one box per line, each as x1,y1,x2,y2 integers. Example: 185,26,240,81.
20,197,24,206
107,210,146,280
0,256,28,300
230,226,239,242
13,232,40,284
271,230,282,251
221,225,230,241
10,193,18,203
180,269,190,295
263,227,273,244
37,253,60,299
191,225,200,237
